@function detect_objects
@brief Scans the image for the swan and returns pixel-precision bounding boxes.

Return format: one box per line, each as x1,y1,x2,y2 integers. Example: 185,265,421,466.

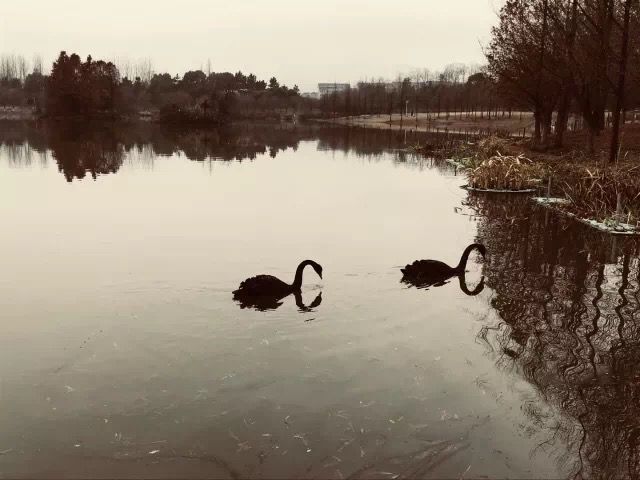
401,244,486,289
233,260,323,311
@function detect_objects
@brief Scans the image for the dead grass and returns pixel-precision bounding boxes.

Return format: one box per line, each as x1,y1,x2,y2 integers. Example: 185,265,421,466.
412,125,640,224
468,154,545,191
551,162,640,224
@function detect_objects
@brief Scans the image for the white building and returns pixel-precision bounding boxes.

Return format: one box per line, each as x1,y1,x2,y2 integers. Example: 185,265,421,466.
318,83,350,96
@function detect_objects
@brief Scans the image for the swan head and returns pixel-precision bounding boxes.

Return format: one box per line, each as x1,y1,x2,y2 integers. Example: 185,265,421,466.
313,262,323,279
303,260,323,279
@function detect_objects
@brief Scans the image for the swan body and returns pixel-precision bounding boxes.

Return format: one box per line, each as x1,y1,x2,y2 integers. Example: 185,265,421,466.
401,244,486,290
233,260,323,311
234,275,293,297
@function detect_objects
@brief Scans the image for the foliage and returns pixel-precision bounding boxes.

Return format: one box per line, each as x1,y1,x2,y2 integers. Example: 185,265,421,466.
47,52,120,116
0,51,304,122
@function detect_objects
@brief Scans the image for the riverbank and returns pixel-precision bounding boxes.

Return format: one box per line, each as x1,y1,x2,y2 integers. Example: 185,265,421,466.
420,126,640,232
324,112,535,136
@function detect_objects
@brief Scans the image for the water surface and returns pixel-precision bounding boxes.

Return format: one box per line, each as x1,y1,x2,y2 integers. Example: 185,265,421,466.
1,122,638,478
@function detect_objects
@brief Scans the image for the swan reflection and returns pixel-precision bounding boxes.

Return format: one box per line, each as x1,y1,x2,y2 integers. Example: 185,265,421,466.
402,270,485,296
233,290,322,312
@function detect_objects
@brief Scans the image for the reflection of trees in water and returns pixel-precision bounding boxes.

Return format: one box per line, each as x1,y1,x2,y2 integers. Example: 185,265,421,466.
0,121,49,167
0,122,455,181
469,193,640,478
47,124,126,181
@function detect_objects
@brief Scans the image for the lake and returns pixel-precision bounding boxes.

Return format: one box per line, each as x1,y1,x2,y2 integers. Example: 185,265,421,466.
1,121,638,478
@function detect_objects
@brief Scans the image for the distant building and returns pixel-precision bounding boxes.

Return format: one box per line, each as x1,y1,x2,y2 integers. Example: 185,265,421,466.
318,83,350,96
302,92,320,100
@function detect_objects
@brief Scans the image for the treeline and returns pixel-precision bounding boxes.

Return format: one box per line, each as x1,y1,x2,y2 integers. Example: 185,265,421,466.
0,51,307,122
318,64,509,121
487,0,640,160
0,54,46,107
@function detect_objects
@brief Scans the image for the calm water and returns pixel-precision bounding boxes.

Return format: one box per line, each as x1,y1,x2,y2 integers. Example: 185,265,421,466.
1,122,638,478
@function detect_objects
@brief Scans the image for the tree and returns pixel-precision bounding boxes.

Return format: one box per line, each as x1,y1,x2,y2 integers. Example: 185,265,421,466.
486,0,563,147
46,51,120,116
609,0,633,162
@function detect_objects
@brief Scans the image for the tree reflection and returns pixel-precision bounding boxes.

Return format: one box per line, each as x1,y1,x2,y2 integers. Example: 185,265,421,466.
0,122,464,181
48,124,126,181
469,193,640,479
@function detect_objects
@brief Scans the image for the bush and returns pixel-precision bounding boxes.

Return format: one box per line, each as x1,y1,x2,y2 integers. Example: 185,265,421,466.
158,104,220,125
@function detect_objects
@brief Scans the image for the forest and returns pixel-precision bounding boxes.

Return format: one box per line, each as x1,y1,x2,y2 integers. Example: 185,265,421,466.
0,51,305,123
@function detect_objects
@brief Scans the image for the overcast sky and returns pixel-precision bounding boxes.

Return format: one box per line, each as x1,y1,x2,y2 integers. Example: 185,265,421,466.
1,0,503,91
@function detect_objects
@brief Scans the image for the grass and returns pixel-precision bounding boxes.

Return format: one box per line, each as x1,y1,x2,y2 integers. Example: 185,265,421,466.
467,154,545,191
551,162,640,225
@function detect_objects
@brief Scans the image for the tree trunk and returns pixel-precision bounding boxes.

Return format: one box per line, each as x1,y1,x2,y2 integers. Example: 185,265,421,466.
554,90,571,148
533,110,542,146
541,109,552,148
609,0,632,164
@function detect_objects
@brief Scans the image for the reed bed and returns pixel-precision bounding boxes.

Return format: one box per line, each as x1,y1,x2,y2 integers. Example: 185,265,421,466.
414,129,640,227
411,135,513,166
553,163,640,225
468,154,545,191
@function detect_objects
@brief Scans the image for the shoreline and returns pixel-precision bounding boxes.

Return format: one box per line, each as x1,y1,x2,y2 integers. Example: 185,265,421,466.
429,132,640,235
320,112,535,136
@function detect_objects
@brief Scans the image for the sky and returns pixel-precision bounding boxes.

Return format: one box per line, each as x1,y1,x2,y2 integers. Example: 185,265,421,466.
0,0,503,92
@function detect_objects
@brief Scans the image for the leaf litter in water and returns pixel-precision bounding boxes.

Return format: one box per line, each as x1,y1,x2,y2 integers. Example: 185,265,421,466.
236,441,251,453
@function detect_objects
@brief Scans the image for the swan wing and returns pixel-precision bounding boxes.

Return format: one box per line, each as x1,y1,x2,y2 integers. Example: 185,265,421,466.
402,259,449,275
234,275,290,296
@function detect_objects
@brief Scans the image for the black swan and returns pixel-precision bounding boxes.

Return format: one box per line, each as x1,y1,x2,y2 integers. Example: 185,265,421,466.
233,260,323,311
401,244,486,291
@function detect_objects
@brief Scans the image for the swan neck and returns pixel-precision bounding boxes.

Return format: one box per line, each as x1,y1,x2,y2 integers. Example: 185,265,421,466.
292,261,309,290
